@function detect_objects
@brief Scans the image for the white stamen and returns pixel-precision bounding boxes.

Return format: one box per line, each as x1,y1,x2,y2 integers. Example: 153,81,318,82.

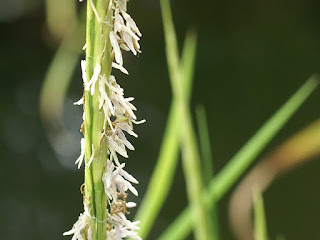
112,62,129,75
74,98,83,106
75,138,85,169
122,11,142,37
89,63,101,95
110,31,123,65
132,119,146,124
126,202,136,208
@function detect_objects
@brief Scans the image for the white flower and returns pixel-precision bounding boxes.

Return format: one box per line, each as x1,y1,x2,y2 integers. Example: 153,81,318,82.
110,1,142,74
81,60,101,95
89,63,101,95
102,160,138,201
107,134,129,159
68,1,143,239
113,9,140,56
107,75,137,120
107,224,142,240
110,31,123,66
114,9,125,34
98,74,144,160
112,62,129,75
121,11,142,37
107,212,141,240
112,212,140,231
117,121,138,138
99,77,114,132
63,203,90,240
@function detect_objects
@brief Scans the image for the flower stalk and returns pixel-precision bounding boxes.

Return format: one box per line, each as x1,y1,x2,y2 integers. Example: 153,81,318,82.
83,1,110,239
64,0,143,239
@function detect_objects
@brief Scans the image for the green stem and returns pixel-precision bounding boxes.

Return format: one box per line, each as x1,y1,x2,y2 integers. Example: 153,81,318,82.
253,190,268,240
84,0,111,239
134,31,197,239
195,105,220,240
160,0,211,239
158,77,319,240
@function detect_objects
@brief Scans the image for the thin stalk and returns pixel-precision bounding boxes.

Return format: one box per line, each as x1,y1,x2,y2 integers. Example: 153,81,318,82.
45,0,77,40
40,18,84,125
195,105,220,240
253,190,268,240
158,76,319,240
195,106,214,184
160,0,211,239
135,31,197,239
84,0,111,239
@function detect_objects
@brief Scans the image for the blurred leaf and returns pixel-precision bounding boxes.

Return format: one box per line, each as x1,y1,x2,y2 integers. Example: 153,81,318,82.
134,11,199,240
229,117,320,240
180,29,197,95
45,0,77,43
40,16,85,130
159,0,211,239
196,106,214,186
158,76,319,240
196,105,220,240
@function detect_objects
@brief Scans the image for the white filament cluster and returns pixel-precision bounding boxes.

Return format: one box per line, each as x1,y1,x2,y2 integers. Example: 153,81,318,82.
63,204,90,240
103,160,141,240
110,0,141,75
64,0,143,239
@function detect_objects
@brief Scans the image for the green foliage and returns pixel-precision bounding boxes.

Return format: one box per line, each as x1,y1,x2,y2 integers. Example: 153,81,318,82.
134,27,198,240
196,105,220,240
41,1,319,239
133,0,319,238
157,77,318,239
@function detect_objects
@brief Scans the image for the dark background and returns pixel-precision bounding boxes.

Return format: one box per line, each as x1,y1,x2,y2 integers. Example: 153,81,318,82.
1,0,320,239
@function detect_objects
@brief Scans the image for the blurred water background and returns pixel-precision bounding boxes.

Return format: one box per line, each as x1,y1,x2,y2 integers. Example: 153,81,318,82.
1,0,320,239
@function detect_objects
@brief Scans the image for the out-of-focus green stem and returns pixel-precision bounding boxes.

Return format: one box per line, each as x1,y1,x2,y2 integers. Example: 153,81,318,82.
40,38,79,125
158,76,319,240
196,106,214,185
84,1,111,239
160,0,211,239
45,0,77,41
40,19,84,126
196,105,220,240
135,31,197,239
253,190,268,240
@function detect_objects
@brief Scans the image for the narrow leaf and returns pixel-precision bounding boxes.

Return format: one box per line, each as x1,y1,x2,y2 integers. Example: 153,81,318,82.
160,0,212,238
158,76,319,240
196,105,220,240
134,28,197,240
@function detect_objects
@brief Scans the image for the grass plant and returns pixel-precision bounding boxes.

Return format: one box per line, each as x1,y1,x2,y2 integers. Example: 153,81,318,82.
40,1,320,239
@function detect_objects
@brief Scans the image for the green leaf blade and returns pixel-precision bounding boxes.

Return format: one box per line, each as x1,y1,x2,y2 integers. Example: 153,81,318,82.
158,76,319,240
